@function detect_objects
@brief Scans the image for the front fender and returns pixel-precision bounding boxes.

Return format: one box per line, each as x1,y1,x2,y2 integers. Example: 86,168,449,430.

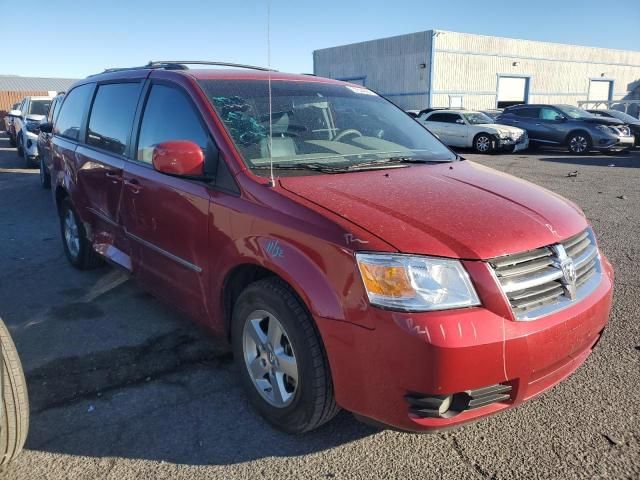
213,234,376,331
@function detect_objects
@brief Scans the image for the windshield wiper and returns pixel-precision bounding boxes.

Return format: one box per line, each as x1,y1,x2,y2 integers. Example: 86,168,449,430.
251,163,348,173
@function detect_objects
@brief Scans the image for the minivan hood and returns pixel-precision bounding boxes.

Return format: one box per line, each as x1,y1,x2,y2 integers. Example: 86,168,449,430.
279,161,587,260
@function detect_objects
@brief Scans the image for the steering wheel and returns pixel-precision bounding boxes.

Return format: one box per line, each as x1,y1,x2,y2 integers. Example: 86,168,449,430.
333,129,363,142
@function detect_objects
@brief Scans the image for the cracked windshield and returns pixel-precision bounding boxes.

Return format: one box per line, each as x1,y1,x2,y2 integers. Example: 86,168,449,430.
199,79,455,173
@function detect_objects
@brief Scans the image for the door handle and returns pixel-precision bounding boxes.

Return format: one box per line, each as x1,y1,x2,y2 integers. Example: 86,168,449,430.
105,172,122,183
535,123,542,126
124,178,142,193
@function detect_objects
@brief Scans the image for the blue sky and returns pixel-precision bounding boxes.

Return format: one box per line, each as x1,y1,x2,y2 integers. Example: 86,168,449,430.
2,0,639,79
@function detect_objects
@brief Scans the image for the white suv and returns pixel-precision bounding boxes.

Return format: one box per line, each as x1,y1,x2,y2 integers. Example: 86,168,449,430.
11,95,54,166
418,109,529,153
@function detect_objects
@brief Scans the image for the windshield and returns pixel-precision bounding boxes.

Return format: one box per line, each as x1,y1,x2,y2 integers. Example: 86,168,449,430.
29,100,52,116
557,105,593,120
463,112,494,125
198,80,455,173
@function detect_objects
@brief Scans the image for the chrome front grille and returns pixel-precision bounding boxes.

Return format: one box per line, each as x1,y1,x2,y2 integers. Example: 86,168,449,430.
489,229,602,320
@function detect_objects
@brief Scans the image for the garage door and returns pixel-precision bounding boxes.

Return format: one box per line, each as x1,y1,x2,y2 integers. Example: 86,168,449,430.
497,76,528,108
588,80,612,101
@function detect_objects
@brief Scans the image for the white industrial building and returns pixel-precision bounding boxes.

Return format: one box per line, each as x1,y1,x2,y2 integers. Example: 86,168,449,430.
313,30,640,113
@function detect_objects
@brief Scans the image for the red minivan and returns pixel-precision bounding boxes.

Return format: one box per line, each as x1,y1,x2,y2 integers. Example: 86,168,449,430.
42,62,613,433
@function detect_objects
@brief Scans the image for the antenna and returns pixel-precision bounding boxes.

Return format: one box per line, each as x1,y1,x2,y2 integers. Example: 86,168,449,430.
267,0,275,187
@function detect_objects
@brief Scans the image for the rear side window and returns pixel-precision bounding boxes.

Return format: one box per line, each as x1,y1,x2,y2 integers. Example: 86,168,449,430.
54,84,93,141
428,113,461,123
509,107,539,118
137,84,208,163
87,83,141,155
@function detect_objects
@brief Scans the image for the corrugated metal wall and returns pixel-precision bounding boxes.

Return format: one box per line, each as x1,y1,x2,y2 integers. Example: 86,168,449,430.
432,31,640,110
314,30,640,111
313,32,432,109
1,91,49,119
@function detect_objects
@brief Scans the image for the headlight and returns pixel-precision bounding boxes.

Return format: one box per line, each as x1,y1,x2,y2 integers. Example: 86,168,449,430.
355,253,481,311
25,121,41,133
496,131,510,140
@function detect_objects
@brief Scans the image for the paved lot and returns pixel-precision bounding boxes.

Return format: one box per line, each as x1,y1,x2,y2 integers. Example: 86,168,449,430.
0,131,639,479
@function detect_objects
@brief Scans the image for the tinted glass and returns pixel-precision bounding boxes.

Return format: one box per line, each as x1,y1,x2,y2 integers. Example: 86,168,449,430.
427,113,460,123
510,107,539,118
48,96,64,123
87,83,141,155
29,100,51,116
55,84,93,141
137,84,208,163
199,79,455,173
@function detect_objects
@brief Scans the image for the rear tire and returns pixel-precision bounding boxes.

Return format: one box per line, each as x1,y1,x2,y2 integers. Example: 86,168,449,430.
39,157,51,189
567,132,591,155
0,317,29,467
231,277,339,433
59,198,103,270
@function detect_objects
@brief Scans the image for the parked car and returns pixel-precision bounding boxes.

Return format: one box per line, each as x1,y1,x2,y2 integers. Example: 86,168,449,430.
44,62,613,433
0,316,29,467
419,109,529,153
9,95,54,166
497,104,635,154
37,92,65,188
587,109,640,147
4,102,20,146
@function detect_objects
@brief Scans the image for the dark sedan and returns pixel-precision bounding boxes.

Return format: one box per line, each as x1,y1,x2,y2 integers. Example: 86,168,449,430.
497,104,635,154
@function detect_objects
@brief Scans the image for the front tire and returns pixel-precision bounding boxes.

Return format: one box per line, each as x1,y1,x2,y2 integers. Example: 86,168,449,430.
231,277,339,433
16,134,24,159
39,157,51,189
567,132,591,155
0,317,29,467
59,198,103,270
473,133,495,154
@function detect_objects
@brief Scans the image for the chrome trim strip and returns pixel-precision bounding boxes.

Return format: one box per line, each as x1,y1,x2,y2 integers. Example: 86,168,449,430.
500,268,563,293
125,230,202,273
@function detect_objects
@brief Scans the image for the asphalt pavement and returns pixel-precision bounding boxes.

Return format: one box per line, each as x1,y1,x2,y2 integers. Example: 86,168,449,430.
0,131,638,479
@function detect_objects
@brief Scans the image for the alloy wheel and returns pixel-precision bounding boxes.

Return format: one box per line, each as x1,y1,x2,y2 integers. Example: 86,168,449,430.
64,210,80,258
570,136,588,153
476,136,491,152
242,309,299,408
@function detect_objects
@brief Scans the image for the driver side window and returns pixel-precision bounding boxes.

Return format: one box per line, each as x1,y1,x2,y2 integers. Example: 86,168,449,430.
137,84,208,164
540,108,563,121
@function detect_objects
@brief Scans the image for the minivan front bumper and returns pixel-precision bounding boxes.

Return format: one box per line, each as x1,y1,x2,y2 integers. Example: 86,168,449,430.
316,256,613,432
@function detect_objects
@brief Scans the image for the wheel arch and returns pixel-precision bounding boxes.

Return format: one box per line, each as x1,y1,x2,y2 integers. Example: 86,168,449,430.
219,239,352,339
564,129,592,145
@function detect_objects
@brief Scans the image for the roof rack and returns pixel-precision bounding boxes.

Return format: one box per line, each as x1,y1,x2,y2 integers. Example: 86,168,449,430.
147,61,276,72
92,61,276,76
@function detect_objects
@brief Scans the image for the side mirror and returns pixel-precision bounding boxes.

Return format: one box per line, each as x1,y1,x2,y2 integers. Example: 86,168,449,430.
39,122,53,134
456,119,465,124
8,109,22,118
557,116,567,122
152,140,205,177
